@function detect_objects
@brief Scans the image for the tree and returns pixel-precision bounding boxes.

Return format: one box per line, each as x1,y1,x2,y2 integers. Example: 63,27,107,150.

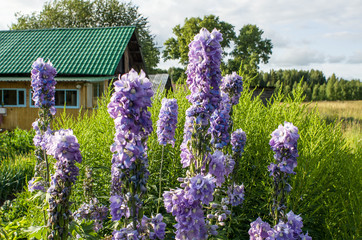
11,0,160,71
227,24,273,75
312,84,320,101
163,15,235,65
326,74,337,100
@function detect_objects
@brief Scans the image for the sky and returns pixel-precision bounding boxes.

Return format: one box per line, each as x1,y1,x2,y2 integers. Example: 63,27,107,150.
1,0,362,80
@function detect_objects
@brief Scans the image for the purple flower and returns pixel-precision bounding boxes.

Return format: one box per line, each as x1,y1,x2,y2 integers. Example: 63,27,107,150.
110,195,129,221
46,129,82,239
149,214,166,239
227,184,245,207
157,98,178,147
28,177,45,192
208,93,231,149
73,198,108,232
231,129,247,153
180,115,195,168
300,232,312,240
267,221,294,240
31,58,57,115
268,122,299,176
220,72,243,105
286,211,304,238
186,28,223,120
248,217,271,240
188,174,215,205
208,151,226,186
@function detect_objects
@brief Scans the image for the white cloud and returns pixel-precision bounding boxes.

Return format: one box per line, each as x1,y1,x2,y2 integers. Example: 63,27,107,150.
347,51,362,64
271,47,326,66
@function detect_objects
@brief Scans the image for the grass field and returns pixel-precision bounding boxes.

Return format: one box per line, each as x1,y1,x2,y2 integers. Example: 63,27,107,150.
306,100,361,151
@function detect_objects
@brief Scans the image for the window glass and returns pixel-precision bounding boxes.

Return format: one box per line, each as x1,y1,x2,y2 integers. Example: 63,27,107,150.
4,90,17,105
55,90,65,106
66,90,77,106
18,90,25,105
0,91,2,105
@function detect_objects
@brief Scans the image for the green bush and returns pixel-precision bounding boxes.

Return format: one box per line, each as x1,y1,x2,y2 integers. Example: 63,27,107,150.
0,155,36,204
7,82,359,239
0,128,35,161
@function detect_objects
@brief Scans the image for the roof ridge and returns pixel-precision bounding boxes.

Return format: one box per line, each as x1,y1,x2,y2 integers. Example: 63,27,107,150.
0,26,136,33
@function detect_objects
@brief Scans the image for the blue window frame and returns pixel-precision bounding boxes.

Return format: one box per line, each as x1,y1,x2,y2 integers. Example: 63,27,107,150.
0,88,26,107
30,89,80,109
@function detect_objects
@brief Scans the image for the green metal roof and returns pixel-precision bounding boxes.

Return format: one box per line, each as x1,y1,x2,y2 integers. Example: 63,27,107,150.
0,76,116,82
0,26,135,76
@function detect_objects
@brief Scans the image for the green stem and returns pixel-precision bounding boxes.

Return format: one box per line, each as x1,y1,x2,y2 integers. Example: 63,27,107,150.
157,146,165,214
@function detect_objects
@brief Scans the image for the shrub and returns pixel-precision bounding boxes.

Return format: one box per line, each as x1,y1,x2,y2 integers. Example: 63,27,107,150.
0,155,35,204
0,128,34,161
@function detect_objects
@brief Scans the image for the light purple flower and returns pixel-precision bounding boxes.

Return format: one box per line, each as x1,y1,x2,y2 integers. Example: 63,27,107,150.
248,217,272,240
268,122,299,176
227,184,245,207
231,129,247,153
208,151,227,186
31,58,57,115
220,72,243,105
208,93,231,149
157,98,178,147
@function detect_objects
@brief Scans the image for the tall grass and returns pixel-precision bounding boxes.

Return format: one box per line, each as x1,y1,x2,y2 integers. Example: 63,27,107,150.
7,83,360,239
0,155,35,204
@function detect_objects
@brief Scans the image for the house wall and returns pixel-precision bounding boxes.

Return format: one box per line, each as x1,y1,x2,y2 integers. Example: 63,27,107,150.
0,81,92,130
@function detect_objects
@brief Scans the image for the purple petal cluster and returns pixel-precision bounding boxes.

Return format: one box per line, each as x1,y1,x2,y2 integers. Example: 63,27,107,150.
180,115,195,168
268,122,299,176
186,28,223,117
163,188,208,240
220,72,243,106
231,129,247,153
156,98,178,147
143,214,167,240
187,174,215,205
107,69,153,194
73,198,108,232
110,194,130,221
248,211,311,240
208,94,231,149
208,151,227,186
46,129,82,240
31,58,57,115
248,217,272,240
227,184,245,207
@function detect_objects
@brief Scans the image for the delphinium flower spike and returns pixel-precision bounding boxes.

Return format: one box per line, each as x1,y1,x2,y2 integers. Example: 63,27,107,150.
108,69,166,239
46,129,82,240
28,58,57,191
156,98,178,213
164,28,223,240
248,122,312,239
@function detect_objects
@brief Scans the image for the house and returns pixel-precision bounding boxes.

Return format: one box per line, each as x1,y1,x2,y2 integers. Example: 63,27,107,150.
148,73,173,93
0,26,145,130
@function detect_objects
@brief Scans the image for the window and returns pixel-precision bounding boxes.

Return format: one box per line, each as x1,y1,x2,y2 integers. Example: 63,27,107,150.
0,89,26,107
30,89,79,108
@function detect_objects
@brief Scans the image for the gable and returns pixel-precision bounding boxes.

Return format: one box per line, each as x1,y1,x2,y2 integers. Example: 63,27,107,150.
0,26,135,76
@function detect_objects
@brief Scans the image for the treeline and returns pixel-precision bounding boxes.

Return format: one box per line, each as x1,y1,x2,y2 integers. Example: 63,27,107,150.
253,69,362,101
168,67,362,101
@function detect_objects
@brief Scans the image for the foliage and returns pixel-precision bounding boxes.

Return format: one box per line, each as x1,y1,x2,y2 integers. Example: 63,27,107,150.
163,15,236,65
254,69,362,101
2,81,360,239
0,155,35,204
226,24,273,77
10,0,160,71
0,128,34,161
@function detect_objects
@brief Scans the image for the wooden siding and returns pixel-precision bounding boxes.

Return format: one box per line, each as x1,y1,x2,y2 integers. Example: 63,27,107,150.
0,81,93,130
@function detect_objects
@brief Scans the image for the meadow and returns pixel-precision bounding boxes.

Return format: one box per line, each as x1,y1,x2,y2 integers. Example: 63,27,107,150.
0,84,361,239
305,100,361,151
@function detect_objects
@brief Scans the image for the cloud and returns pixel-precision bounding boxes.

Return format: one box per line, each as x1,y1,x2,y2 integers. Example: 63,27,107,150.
271,47,326,66
347,51,362,64
327,55,346,63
